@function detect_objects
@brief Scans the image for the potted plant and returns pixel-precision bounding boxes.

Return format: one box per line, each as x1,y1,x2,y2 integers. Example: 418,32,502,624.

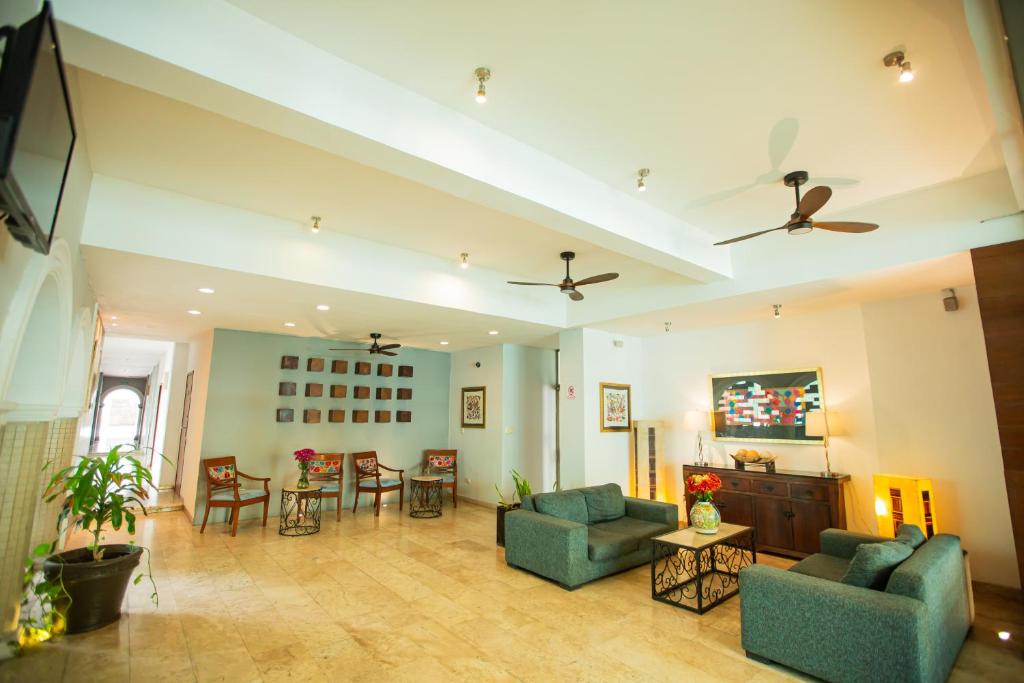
494,469,531,547
38,445,159,634
685,471,723,534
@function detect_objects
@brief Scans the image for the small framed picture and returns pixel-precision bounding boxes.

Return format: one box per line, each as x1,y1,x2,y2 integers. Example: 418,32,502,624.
600,382,631,432
461,386,486,428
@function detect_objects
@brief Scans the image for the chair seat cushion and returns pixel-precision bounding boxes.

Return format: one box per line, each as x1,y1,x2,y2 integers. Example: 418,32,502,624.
840,541,913,590
587,527,640,561
358,478,401,488
533,491,589,525
789,553,851,583
319,483,340,492
211,488,264,502
440,474,455,484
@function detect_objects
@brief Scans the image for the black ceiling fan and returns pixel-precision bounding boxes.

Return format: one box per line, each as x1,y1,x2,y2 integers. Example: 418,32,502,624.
507,251,618,302
329,332,400,356
714,171,879,245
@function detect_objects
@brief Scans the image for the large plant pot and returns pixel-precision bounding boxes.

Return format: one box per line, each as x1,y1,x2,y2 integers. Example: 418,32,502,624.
496,504,520,547
43,544,142,634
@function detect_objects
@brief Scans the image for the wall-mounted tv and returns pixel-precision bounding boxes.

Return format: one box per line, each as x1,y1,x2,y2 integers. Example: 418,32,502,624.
0,2,76,255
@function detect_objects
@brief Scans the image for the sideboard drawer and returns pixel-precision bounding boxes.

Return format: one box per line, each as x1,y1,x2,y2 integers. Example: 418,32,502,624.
753,480,789,497
792,483,829,502
720,475,750,492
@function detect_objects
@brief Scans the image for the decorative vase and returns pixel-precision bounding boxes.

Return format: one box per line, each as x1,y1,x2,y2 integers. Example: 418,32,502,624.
297,462,309,489
689,500,721,534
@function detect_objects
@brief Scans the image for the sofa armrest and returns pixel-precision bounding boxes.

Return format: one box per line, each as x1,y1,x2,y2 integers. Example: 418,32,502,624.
740,565,928,682
820,528,890,559
504,510,588,586
624,497,678,528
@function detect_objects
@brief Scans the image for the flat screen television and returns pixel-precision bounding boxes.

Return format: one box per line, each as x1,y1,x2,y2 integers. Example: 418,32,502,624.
0,2,76,255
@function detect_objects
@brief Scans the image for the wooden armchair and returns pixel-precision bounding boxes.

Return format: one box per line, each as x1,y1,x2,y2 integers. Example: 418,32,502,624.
423,449,458,508
200,456,271,536
351,451,404,516
308,453,344,520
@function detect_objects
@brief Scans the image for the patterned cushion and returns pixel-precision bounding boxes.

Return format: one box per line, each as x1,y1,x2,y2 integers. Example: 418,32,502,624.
211,488,263,502
309,460,341,474
896,524,926,550
428,454,455,468
359,478,400,488
356,459,376,474
840,541,913,590
207,464,235,482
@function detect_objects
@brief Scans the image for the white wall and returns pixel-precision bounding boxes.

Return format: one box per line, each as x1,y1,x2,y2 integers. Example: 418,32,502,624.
158,342,189,488
448,345,504,503
178,331,214,519
637,290,1018,588
501,345,556,495
861,287,1017,587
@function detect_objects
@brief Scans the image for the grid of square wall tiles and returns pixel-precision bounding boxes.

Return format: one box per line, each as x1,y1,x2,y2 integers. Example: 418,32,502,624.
31,418,78,551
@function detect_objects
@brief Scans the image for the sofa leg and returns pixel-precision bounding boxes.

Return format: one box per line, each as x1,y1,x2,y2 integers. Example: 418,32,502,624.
745,651,773,665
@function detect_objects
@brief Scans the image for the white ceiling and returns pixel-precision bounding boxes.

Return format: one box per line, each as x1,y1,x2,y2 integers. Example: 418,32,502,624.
100,336,173,377
82,246,562,350
227,0,1002,235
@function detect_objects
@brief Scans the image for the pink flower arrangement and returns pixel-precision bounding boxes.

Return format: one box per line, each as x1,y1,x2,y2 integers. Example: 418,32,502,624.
293,448,316,463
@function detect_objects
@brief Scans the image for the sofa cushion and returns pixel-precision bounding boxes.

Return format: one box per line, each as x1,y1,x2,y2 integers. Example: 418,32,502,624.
896,524,926,550
580,483,626,523
586,528,639,561
788,553,851,583
840,541,913,590
533,491,588,525
520,494,535,512
590,516,667,541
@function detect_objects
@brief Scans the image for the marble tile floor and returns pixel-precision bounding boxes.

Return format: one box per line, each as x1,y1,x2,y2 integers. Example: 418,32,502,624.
1,503,1020,682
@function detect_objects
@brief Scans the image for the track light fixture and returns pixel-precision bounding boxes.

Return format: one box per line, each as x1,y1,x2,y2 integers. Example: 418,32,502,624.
474,67,491,103
637,168,650,192
772,304,782,319
883,51,914,83
311,215,321,234
460,252,470,270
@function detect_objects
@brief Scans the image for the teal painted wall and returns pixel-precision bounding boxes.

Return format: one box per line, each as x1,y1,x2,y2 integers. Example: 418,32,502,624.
193,329,451,523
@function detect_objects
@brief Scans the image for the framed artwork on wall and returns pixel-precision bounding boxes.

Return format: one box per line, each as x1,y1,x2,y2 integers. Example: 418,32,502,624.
709,367,824,445
461,386,486,428
599,382,631,432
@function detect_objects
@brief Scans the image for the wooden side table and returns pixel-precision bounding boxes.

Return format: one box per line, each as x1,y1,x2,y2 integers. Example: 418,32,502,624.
279,484,322,536
651,523,756,614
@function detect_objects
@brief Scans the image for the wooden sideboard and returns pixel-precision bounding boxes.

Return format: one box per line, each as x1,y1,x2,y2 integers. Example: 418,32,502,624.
683,465,851,559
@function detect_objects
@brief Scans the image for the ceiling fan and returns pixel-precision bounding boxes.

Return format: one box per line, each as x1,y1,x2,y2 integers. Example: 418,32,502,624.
714,171,879,246
507,251,619,301
329,332,400,356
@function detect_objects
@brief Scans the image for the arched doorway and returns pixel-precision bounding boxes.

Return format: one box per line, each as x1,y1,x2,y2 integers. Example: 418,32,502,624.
94,386,144,453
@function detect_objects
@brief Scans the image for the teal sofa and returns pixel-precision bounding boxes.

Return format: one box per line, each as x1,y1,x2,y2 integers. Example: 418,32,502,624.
739,527,970,683
504,483,678,589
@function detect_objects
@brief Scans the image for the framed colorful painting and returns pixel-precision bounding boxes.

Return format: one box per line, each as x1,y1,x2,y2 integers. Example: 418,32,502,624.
599,382,632,432
461,386,486,428
709,368,825,445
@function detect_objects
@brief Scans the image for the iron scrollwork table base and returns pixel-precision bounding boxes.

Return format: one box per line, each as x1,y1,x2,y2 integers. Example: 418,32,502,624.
651,523,756,614
279,484,322,536
410,475,443,518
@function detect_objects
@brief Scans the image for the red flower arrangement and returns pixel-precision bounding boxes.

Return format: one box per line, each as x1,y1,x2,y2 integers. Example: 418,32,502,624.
686,472,722,503
293,448,316,463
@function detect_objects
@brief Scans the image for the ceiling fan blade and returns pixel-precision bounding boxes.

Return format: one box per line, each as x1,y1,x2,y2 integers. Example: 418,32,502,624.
380,350,398,356
714,226,787,246
377,343,401,350
573,273,619,287
568,290,584,301
797,185,832,219
507,281,559,286
813,221,879,233
329,348,371,351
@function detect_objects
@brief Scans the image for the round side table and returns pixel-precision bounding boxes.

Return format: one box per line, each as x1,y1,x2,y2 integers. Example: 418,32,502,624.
410,475,443,518
279,484,322,536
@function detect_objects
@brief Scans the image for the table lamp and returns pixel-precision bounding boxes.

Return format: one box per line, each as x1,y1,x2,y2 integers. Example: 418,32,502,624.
804,410,836,478
683,410,710,466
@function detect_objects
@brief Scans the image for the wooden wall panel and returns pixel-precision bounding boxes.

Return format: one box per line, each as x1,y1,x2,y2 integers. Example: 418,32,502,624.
972,239,1024,586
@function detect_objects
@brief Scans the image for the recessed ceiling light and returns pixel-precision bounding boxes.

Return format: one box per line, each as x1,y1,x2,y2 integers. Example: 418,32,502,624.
440,340,450,345
187,310,201,316
198,287,215,294
773,304,782,319
998,631,1011,641
284,322,296,327
316,304,330,311
111,323,119,327
488,330,499,335
110,315,118,320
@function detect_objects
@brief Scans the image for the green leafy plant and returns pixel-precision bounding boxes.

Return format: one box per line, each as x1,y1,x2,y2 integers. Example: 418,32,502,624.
14,542,67,652
495,469,533,508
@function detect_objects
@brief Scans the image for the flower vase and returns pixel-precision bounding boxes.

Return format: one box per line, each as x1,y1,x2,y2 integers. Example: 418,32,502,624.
689,500,721,534
297,462,310,489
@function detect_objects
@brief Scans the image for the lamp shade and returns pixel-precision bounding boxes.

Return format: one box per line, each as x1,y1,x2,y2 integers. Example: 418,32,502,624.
682,410,709,431
805,410,828,437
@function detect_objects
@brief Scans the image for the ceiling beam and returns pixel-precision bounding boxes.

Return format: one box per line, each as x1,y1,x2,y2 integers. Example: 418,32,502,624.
53,0,731,281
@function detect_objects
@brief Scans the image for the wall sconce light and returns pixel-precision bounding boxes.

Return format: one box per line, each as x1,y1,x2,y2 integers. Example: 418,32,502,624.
883,50,914,83
637,168,650,192
474,67,491,103
311,215,321,234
